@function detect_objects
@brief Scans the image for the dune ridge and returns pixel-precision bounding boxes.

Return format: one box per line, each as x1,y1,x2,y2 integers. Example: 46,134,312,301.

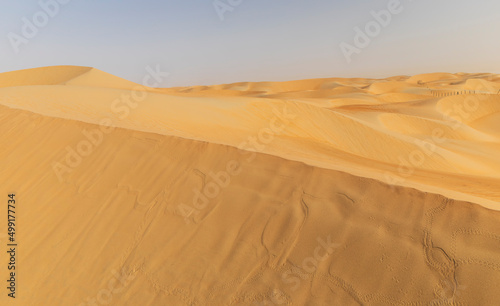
1,66,500,305
1,66,499,208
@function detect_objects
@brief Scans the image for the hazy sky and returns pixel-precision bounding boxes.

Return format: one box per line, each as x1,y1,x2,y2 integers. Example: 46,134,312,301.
1,0,500,87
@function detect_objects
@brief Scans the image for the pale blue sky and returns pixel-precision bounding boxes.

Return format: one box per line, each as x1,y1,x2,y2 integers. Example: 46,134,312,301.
1,0,500,87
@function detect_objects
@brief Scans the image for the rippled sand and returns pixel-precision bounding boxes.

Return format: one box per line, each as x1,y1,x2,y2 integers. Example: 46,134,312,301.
1,66,499,305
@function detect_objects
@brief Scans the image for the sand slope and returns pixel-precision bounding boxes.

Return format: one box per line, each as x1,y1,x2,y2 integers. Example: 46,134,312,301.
0,66,499,305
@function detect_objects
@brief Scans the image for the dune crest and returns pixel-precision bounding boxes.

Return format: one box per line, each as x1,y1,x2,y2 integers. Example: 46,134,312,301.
1,67,500,305
0,67,499,208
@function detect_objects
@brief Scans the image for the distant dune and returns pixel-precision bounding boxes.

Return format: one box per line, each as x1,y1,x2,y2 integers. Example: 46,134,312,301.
1,66,499,305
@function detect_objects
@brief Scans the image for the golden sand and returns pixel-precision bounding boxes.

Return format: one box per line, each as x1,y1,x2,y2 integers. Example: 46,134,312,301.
0,66,499,305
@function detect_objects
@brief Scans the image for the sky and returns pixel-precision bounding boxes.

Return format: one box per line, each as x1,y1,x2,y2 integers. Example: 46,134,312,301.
1,0,500,87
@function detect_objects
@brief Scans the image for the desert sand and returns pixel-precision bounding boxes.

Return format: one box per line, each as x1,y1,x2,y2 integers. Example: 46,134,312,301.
0,66,499,305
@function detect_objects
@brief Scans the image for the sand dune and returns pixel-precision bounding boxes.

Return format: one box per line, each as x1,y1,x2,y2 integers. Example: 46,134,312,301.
0,66,499,305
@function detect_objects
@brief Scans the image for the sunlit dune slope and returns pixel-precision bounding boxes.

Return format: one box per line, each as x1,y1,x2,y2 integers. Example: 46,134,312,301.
0,65,92,88
1,66,500,305
1,67,499,207
0,65,155,91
